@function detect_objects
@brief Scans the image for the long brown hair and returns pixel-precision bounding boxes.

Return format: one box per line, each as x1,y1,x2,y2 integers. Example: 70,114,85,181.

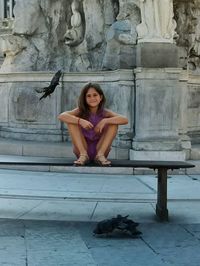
78,82,106,118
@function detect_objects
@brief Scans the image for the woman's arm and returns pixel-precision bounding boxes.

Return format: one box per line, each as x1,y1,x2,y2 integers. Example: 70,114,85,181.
57,108,80,125
58,108,94,129
104,109,129,125
94,109,128,134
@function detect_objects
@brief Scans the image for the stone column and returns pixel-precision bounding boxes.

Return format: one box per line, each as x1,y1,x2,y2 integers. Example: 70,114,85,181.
130,68,186,161
130,0,188,160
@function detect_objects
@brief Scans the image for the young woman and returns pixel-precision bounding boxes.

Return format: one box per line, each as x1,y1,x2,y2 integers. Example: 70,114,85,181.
58,82,128,166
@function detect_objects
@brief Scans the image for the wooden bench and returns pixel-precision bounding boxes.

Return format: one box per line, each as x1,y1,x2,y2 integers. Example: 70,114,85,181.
0,155,195,221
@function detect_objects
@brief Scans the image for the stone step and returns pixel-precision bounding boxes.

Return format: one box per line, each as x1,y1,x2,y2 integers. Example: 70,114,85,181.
0,137,128,160
0,137,75,158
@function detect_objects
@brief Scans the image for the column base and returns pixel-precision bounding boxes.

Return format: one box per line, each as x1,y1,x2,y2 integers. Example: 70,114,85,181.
136,43,178,68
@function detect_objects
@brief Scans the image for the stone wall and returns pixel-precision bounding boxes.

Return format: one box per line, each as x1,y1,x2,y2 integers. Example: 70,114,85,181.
0,70,133,149
0,0,200,160
130,68,186,161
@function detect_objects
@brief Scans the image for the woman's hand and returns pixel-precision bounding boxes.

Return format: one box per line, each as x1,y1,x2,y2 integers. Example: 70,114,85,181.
79,119,94,130
94,119,108,134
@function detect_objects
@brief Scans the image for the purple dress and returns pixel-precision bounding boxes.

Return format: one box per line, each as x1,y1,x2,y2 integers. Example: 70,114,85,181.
81,109,106,161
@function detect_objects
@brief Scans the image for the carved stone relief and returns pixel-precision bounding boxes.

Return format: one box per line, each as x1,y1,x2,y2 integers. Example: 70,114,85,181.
0,0,141,72
0,0,68,72
117,1,140,45
102,0,140,70
174,0,200,73
1,0,200,73
137,0,177,43
64,0,84,46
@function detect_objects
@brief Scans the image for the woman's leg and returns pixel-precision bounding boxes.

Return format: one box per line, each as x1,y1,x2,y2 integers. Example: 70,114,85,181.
96,125,118,158
67,123,88,157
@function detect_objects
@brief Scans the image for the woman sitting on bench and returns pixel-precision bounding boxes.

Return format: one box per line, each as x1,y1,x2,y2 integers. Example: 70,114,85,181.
58,82,128,166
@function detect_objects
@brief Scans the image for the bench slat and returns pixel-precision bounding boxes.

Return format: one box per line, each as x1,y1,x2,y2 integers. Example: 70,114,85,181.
0,155,195,169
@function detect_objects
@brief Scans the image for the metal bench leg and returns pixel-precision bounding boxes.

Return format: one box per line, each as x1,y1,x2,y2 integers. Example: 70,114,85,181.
156,168,169,221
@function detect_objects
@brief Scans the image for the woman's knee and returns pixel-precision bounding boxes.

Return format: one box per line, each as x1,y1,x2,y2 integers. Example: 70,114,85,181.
113,124,118,130
67,123,79,131
106,124,118,135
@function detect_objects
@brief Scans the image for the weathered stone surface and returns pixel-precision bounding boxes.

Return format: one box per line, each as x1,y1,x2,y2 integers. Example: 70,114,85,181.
136,43,178,68
102,1,140,70
0,0,199,157
0,70,133,144
174,0,200,74
130,68,186,160
0,0,200,73
133,68,182,140
187,82,200,144
0,0,143,72
0,79,62,141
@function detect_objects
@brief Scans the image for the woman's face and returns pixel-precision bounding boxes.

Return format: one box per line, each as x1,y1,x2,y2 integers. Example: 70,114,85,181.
85,87,102,109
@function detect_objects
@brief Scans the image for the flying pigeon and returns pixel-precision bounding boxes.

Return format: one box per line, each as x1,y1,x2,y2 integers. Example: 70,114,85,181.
36,70,62,100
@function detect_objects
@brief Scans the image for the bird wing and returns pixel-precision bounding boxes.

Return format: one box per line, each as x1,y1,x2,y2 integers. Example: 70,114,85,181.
35,87,48,93
50,70,62,86
36,70,62,100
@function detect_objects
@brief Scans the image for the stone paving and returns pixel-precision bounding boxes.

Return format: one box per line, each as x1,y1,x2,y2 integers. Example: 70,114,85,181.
0,169,199,265
0,219,200,266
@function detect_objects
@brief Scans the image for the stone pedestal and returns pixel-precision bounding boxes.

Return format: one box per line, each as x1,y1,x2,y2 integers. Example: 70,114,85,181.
130,67,186,161
136,43,178,68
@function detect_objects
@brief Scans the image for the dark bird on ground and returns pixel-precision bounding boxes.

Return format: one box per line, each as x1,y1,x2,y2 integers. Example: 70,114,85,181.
93,215,142,237
35,70,62,100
